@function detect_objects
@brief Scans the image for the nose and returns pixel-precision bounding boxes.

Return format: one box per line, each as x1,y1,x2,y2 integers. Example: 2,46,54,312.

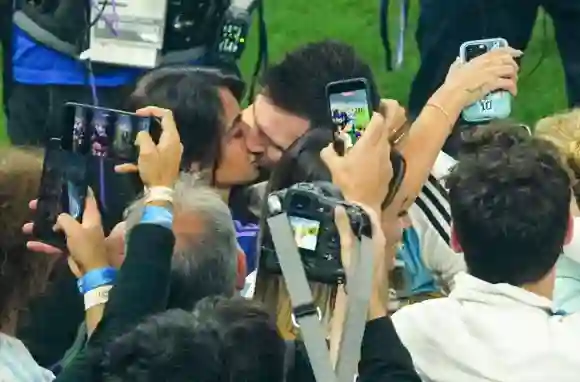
241,108,266,155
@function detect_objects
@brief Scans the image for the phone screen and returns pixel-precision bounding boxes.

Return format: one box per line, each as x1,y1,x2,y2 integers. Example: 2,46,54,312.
64,104,158,162
329,88,372,145
62,103,161,234
34,141,88,247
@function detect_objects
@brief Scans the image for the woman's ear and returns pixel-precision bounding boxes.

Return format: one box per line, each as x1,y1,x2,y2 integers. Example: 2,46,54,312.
450,225,463,253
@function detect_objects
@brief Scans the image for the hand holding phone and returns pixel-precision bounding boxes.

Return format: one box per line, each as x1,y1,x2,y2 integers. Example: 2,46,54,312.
459,38,514,122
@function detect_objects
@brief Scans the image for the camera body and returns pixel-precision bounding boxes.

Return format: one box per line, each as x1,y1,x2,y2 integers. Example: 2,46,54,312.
260,181,372,285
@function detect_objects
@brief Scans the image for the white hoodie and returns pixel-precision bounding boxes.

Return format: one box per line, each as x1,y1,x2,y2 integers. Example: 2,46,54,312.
392,272,580,382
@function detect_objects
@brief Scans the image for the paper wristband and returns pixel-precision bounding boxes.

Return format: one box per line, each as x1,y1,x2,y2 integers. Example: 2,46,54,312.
84,285,113,310
145,186,174,204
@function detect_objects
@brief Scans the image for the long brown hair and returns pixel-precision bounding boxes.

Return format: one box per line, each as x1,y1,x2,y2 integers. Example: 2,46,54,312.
0,147,53,332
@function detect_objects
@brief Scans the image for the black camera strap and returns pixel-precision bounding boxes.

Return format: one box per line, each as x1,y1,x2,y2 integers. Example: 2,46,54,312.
267,213,376,382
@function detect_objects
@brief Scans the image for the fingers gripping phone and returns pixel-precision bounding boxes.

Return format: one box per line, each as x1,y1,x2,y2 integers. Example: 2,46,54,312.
460,38,512,123
326,78,406,208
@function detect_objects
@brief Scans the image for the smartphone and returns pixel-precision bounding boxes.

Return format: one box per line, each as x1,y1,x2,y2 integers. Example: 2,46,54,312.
460,38,512,123
62,103,161,162
61,103,162,234
326,78,373,148
33,138,89,248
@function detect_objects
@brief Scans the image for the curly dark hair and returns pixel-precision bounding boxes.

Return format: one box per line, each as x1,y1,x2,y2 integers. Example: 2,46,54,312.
0,147,53,330
447,125,571,286
99,297,285,382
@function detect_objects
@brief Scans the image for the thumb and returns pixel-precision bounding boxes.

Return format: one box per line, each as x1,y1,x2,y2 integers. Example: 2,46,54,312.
114,163,138,174
55,213,81,238
320,143,340,167
83,188,102,226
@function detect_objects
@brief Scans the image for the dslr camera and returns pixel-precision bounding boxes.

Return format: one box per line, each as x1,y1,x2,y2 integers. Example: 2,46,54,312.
260,181,372,285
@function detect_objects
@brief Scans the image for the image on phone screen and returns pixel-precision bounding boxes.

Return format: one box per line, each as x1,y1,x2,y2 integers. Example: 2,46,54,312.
289,216,320,251
329,89,371,145
91,110,111,158
113,114,136,161
73,106,89,154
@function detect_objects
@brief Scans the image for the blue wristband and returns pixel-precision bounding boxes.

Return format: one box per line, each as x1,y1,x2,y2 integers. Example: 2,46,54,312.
77,267,118,294
141,205,173,229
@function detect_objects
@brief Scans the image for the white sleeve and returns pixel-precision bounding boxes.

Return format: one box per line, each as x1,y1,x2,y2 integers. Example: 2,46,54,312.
409,203,467,291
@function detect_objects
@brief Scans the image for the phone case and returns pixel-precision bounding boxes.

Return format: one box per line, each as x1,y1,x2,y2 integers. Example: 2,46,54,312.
459,38,512,123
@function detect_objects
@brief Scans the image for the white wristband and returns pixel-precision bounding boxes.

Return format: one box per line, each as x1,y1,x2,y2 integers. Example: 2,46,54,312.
84,285,113,310
145,186,174,204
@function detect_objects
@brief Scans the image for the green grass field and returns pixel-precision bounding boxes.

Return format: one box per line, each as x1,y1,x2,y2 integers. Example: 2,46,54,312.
0,2,569,143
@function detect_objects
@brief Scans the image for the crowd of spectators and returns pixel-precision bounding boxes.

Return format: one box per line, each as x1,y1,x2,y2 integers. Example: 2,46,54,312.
0,14,580,381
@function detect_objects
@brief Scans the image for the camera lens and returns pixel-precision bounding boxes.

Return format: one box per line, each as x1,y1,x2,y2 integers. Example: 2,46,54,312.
465,44,488,61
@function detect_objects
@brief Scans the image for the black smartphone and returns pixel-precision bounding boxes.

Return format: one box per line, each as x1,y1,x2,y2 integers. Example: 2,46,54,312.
62,103,161,162
326,78,373,148
33,138,89,248
61,103,162,234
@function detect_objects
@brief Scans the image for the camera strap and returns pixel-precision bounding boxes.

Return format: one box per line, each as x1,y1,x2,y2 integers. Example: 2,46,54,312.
268,213,337,382
267,213,376,382
335,235,375,382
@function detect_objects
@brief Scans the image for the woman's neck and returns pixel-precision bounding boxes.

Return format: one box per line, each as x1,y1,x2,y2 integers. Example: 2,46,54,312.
216,187,231,203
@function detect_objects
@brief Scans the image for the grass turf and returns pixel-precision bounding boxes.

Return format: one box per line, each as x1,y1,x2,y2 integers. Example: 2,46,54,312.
0,3,569,143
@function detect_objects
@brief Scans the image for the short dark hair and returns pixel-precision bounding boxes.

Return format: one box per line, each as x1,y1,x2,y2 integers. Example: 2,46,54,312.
128,66,245,171
447,126,571,286
261,40,380,129
99,297,285,382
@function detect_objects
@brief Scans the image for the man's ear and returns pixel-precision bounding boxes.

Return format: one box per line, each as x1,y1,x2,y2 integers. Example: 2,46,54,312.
450,225,463,253
565,214,574,245
236,247,247,290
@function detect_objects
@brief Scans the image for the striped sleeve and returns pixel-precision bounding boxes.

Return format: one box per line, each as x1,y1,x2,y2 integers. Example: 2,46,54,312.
413,152,456,245
415,175,451,245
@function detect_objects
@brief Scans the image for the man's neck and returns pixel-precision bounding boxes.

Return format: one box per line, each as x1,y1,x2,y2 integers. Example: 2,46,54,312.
521,278,554,300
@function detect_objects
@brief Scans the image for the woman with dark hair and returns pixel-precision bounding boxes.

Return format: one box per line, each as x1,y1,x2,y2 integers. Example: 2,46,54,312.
128,66,258,188
129,65,262,269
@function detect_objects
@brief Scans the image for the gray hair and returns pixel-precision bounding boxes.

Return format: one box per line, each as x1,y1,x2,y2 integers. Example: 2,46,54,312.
126,173,239,310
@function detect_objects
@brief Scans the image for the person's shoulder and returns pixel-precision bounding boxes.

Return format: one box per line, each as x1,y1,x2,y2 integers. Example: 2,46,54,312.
392,297,454,324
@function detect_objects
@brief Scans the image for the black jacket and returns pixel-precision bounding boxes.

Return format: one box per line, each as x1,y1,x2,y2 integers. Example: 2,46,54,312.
287,317,421,382
55,222,175,382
